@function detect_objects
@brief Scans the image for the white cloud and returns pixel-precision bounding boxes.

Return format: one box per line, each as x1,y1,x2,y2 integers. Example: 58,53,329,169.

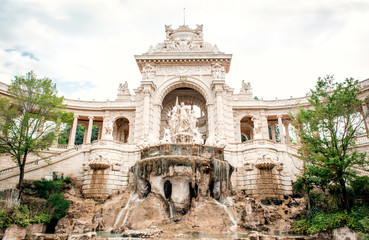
0,0,368,100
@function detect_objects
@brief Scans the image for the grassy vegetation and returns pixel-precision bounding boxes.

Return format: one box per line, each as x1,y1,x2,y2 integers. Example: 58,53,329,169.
293,176,369,236
0,176,71,231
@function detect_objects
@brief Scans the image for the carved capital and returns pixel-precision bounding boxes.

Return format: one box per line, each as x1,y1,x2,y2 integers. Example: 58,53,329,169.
143,88,152,96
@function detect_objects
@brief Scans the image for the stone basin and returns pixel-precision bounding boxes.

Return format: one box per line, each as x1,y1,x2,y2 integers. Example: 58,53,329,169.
89,161,110,170
255,161,276,169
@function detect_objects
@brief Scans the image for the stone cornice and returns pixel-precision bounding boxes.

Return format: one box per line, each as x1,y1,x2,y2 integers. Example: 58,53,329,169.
135,54,232,73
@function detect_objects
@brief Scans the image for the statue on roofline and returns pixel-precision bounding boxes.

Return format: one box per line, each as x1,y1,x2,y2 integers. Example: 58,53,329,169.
118,81,130,94
240,80,252,93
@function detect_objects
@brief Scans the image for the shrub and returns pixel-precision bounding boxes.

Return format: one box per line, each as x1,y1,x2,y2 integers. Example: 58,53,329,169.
293,206,369,235
351,176,369,203
0,208,9,229
0,177,71,229
33,177,71,199
47,193,70,220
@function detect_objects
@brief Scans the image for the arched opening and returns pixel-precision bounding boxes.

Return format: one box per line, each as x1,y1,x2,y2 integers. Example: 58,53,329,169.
113,117,129,143
160,87,208,140
240,117,254,142
241,134,248,143
164,180,172,200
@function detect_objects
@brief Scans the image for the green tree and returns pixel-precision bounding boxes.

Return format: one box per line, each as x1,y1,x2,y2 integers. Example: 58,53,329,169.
292,75,368,212
0,71,72,199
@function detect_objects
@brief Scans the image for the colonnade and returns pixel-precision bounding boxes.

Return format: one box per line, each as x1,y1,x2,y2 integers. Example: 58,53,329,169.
268,115,292,144
239,115,294,144
67,115,103,147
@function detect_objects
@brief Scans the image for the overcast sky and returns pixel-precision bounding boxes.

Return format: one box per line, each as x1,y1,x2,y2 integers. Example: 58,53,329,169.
0,0,368,101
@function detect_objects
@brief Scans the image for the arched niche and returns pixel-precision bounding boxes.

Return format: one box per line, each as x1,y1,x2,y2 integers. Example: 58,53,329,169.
240,116,254,142
113,117,129,143
160,87,208,140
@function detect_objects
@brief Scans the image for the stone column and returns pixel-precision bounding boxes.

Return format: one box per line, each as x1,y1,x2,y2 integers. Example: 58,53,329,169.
277,115,285,143
270,124,276,143
68,115,79,147
97,123,102,140
284,121,291,144
83,123,88,144
86,116,94,144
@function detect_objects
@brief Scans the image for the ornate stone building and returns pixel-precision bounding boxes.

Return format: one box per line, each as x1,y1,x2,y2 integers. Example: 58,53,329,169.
1,25,369,201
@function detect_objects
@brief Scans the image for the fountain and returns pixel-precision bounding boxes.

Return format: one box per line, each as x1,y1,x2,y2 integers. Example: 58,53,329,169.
123,100,234,225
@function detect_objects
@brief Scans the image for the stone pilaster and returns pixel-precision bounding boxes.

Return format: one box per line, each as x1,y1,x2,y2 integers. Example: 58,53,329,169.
141,81,156,134
213,83,224,136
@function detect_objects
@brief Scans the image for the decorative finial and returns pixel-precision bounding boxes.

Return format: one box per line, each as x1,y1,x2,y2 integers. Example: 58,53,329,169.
183,8,186,25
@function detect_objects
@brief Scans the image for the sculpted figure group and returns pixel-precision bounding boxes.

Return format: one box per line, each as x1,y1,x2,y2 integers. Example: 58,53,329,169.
163,98,203,144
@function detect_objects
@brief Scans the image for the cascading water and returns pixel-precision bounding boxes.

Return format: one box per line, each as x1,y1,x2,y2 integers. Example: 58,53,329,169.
113,194,134,227
168,201,173,219
213,199,237,231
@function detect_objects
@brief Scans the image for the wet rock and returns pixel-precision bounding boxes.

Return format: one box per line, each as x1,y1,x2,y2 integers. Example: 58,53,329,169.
92,192,130,231
122,228,162,238
212,181,221,199
29,233,69,240
248,231,313,239
180,198,234,231
137,179,151,199
236,195,299,233
124,193,169,230
67,232,97,240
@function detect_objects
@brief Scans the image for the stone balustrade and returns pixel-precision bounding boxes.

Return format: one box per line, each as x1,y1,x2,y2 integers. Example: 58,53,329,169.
356,134,369,145
140,143,224,161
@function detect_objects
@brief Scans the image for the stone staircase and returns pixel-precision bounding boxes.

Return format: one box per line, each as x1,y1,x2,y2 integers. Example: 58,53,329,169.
0,145,89,185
